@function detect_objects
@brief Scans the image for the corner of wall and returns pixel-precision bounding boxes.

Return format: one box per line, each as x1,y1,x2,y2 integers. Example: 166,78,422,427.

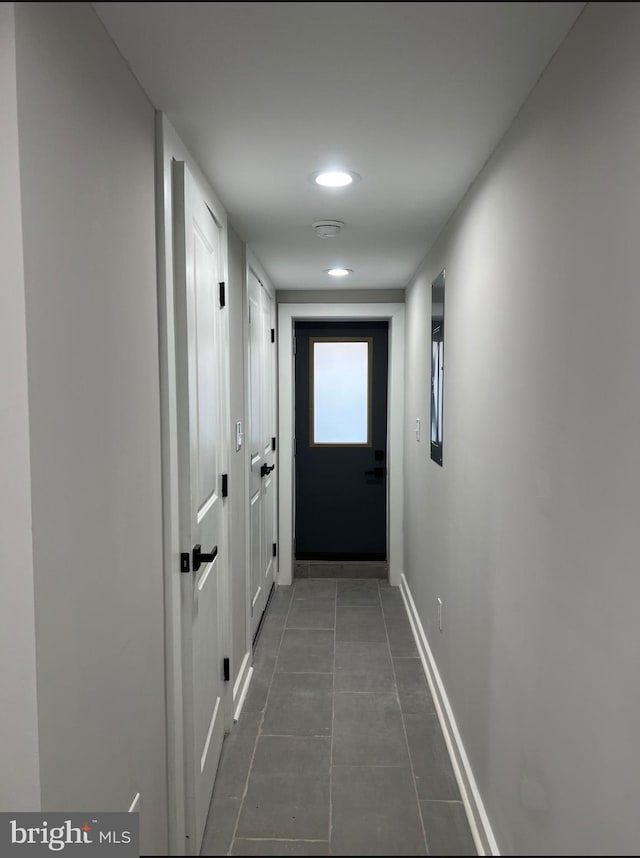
0,0,41,811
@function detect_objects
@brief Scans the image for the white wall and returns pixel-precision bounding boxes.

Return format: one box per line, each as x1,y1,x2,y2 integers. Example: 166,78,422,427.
0,2,40,811
278,289,405,304
403,3,640,854
14,3,167,851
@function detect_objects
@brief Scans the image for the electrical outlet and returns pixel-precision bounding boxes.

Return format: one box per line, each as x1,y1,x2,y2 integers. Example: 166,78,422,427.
437,597,443,632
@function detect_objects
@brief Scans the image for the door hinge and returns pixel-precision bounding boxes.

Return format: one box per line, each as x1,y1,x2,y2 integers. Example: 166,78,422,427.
271,327,275,343
223,657,230,682
180,553,190,574
219,281,226,308
221,473,228,498
272,542,277,557
271,436,276,452
293,336,297,355
293,437,296,456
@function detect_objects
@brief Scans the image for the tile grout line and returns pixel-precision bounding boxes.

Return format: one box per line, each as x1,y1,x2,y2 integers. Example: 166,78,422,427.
232,838,329,844
259,733,333,739
385,583,431,857
224,694,262,854
329,763,426,769
268,670,333,675
421,799,466,804
226,586,294,855
329,579,337,856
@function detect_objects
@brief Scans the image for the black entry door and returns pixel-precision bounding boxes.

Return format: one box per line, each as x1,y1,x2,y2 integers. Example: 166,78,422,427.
294,320,388,560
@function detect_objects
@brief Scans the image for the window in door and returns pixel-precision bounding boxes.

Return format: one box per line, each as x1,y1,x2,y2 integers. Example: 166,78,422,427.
310,337,372,446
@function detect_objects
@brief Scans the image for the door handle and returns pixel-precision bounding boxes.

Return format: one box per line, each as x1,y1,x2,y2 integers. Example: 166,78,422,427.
364,467,385,478
260,463,275,478
192,543,218,572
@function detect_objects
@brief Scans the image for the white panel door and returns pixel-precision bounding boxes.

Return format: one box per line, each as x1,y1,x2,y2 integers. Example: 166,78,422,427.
173,160,227,854
260,283,276,606
248,271,276,638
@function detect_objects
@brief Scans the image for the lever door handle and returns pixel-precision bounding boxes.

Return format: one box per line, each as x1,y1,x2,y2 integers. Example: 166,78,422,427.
260,463,275,478
192,543,218,572
365,467,385,478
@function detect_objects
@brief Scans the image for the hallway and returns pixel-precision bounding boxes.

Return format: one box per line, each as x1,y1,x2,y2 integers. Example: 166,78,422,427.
201,579,476,856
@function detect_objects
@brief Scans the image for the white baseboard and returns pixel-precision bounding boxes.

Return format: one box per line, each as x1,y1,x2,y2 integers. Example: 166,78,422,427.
399,574,500,856
232,651,253,722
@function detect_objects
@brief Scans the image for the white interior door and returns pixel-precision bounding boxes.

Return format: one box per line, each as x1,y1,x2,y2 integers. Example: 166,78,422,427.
260,282,277,611
173,160,227,854
248,271,277,638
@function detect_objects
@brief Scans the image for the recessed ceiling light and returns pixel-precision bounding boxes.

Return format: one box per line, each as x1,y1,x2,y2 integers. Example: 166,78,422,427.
325,268,353,277
309,170,361,188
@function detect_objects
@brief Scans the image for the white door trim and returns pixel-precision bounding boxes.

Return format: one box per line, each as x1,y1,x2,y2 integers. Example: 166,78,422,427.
155,112,231,855
277,302,405,586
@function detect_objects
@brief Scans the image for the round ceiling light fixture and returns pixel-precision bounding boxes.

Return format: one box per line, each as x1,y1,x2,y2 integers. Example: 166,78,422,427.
309,169,361,188
325,268,353,277
313,220,344,238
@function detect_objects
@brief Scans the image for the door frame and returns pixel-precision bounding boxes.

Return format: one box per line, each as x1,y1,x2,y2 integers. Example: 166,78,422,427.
156,112,232,855
277,302,405,586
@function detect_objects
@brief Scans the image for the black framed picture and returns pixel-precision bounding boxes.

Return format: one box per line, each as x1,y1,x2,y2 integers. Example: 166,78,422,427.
430,269,445,465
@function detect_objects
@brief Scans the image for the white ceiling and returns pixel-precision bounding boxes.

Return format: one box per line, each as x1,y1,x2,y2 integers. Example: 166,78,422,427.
93,1,584,291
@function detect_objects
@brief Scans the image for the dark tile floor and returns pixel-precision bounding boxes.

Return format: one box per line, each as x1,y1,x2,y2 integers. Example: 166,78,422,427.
201,579,476,856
